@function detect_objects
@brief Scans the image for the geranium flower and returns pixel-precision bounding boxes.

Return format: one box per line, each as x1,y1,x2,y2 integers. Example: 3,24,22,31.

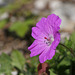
28,14,62,63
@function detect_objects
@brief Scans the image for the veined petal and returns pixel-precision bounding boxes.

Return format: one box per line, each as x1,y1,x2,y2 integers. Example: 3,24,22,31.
30,43,47,57
28,40,43,50
39,47,49,63
51,32,60,50
37,17,54,35
47,49,55,60
36,17,51,35
47,14,62,30
39,48,56,63
31,27,47,40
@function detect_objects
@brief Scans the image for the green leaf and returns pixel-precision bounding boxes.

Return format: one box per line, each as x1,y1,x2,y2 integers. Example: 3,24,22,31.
11,50,25,70
9,19,35,37
0,53,12,75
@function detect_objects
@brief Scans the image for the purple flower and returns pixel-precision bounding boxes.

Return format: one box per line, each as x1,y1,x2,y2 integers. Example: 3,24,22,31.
28,14,62,63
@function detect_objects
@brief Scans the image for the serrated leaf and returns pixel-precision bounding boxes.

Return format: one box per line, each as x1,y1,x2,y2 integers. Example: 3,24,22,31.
11,50,25,70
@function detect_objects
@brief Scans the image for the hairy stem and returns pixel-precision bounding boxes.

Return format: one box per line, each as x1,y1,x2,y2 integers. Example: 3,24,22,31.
59,43,75,57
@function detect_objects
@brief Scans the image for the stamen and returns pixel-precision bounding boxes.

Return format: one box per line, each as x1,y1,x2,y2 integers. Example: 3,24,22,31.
47,38,50,41
44,37,47,39
44,35,54,46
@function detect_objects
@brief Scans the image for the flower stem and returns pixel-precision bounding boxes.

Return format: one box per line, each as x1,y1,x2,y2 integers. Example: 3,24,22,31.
59,43,75,57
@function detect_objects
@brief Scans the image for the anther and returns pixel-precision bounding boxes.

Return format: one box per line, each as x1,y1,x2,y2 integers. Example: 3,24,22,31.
44,37,47,39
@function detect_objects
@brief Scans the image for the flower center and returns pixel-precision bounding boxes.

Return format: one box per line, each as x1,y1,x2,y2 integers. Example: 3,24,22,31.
44,35,54,46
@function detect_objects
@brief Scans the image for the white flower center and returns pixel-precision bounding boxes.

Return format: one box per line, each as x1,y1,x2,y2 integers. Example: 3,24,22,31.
44,35,54,46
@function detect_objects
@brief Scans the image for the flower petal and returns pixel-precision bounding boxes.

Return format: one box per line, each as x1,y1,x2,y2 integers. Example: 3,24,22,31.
39,47,56,63
30,43,47,57
28,40,38,50
51,31,60,50
39,47,49,63
36,17,53,35
28,40,43,50
31,27,47,40
47,14,62,30
47,49,55,60
28,39,47,57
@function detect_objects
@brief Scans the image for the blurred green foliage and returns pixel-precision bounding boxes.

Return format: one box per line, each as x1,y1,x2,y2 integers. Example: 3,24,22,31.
0,50,39,75
0,0,30,14
11,50,25,71
0,53,12,75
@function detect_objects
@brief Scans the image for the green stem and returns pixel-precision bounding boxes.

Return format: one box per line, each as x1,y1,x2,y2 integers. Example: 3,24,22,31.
59,43,75,57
